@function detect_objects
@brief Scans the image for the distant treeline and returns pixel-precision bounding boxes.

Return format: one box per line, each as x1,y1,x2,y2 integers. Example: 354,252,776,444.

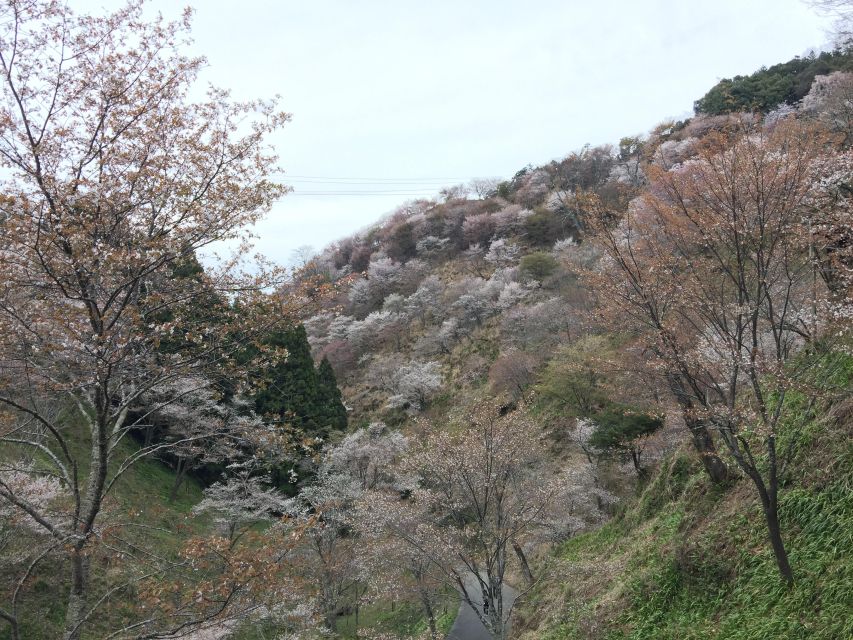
694,49,853,115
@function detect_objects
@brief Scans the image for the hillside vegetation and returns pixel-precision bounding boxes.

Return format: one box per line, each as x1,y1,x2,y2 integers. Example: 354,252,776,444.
515,353,853,640
694,48,853,115
0,2,851,639
281,51,853,638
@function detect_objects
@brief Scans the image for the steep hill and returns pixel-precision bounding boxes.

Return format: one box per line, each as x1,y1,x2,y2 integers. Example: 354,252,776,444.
2,33,851,640
515,354,853,640
284,55,853,639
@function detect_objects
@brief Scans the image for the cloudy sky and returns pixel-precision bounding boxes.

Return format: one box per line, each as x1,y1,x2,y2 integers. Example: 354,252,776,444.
81,0,833,265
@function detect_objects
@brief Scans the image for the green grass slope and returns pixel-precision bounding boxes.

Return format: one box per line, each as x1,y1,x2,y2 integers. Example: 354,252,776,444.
516,353,853,640
0,435,207,640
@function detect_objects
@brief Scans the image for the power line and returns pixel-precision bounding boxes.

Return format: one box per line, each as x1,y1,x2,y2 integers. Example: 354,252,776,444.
292,189,438,193
290,188,442,194
280,174,475,183
286,179,452,185
288,191,440,196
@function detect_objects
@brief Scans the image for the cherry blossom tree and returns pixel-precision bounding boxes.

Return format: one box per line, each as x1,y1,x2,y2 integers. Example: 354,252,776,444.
284,424,409,631
385,361,443,412
325,422,409,491
514,169,550,208
346,310,406,353
462,243,492,278
484,239,520,267
463,213,497,247
0,1,292,637
488,351,539,402
285,468,362,630
0,464,64,640
585,120,845,583
806,148,853,306
140,375,244,502
133,515,312,640
364,407,605,640
453,285,495,326
317,339,358,377
415,235,450,258
405,275,445,326
492,205,528,238
413,318,464,357
354,494,449,640
192,466,291,545
469,177,501,199
439,183,471,202
500,298,578,350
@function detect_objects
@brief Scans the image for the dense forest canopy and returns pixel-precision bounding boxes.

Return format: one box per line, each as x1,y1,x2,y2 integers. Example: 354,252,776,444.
694,49,853,114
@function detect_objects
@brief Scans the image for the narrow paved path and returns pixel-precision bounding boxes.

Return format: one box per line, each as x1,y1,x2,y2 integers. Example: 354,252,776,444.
446,575,517,640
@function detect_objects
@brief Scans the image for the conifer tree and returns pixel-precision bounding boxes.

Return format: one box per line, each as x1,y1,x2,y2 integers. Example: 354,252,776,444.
254,326,347,438
316,357,349,432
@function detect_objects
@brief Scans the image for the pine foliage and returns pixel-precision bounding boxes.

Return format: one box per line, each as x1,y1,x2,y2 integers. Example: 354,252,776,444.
253,325,348,438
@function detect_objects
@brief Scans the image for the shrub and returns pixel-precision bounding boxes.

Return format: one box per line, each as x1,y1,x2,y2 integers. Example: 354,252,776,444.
519,252,558,281
523,210,556,245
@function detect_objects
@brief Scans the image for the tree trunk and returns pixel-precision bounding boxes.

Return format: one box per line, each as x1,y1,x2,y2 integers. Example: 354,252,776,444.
419,591,437,639
64,408,108,640
512,539,535,586
323,609,336,632
763,499,794,585
664,372,728,485
686,417,729,485
0,609,19,640
748,469,794,585
630,448,645,478
320,582,337,631
723,431,794,585
169,458,187,503
744,456,794,585
62,550,88,640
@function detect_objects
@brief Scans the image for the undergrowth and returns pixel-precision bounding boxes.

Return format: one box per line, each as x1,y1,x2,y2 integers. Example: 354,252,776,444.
517,350,853,640
0,434,207,640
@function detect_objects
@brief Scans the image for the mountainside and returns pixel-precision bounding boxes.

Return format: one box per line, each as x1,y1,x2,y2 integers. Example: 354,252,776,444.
514,356,853,640
1,4,851,638
281,57,853,638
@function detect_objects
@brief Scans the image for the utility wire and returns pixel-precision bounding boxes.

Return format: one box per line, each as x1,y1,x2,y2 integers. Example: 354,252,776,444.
288,192,440,196
279,174,475,182
277,173,501,196
292,188,439,193
286,179,452,185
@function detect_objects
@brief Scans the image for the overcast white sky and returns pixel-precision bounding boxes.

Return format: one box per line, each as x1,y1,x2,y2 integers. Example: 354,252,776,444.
81,0,833,265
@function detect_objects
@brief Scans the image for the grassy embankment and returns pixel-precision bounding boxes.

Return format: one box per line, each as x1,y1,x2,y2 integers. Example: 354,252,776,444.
516,350,853,640
0,424,206,640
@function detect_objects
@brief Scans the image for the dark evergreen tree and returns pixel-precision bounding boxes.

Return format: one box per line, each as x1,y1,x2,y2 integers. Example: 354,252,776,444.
524,209,565,246
589,408,663,478
385,221,418,262
254,325,316,423
316,357,348,432
253,325,347,438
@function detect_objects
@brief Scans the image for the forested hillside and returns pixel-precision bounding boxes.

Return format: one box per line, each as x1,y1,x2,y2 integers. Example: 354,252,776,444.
0,1,851,640
277,54,853,638
694,48,853,114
